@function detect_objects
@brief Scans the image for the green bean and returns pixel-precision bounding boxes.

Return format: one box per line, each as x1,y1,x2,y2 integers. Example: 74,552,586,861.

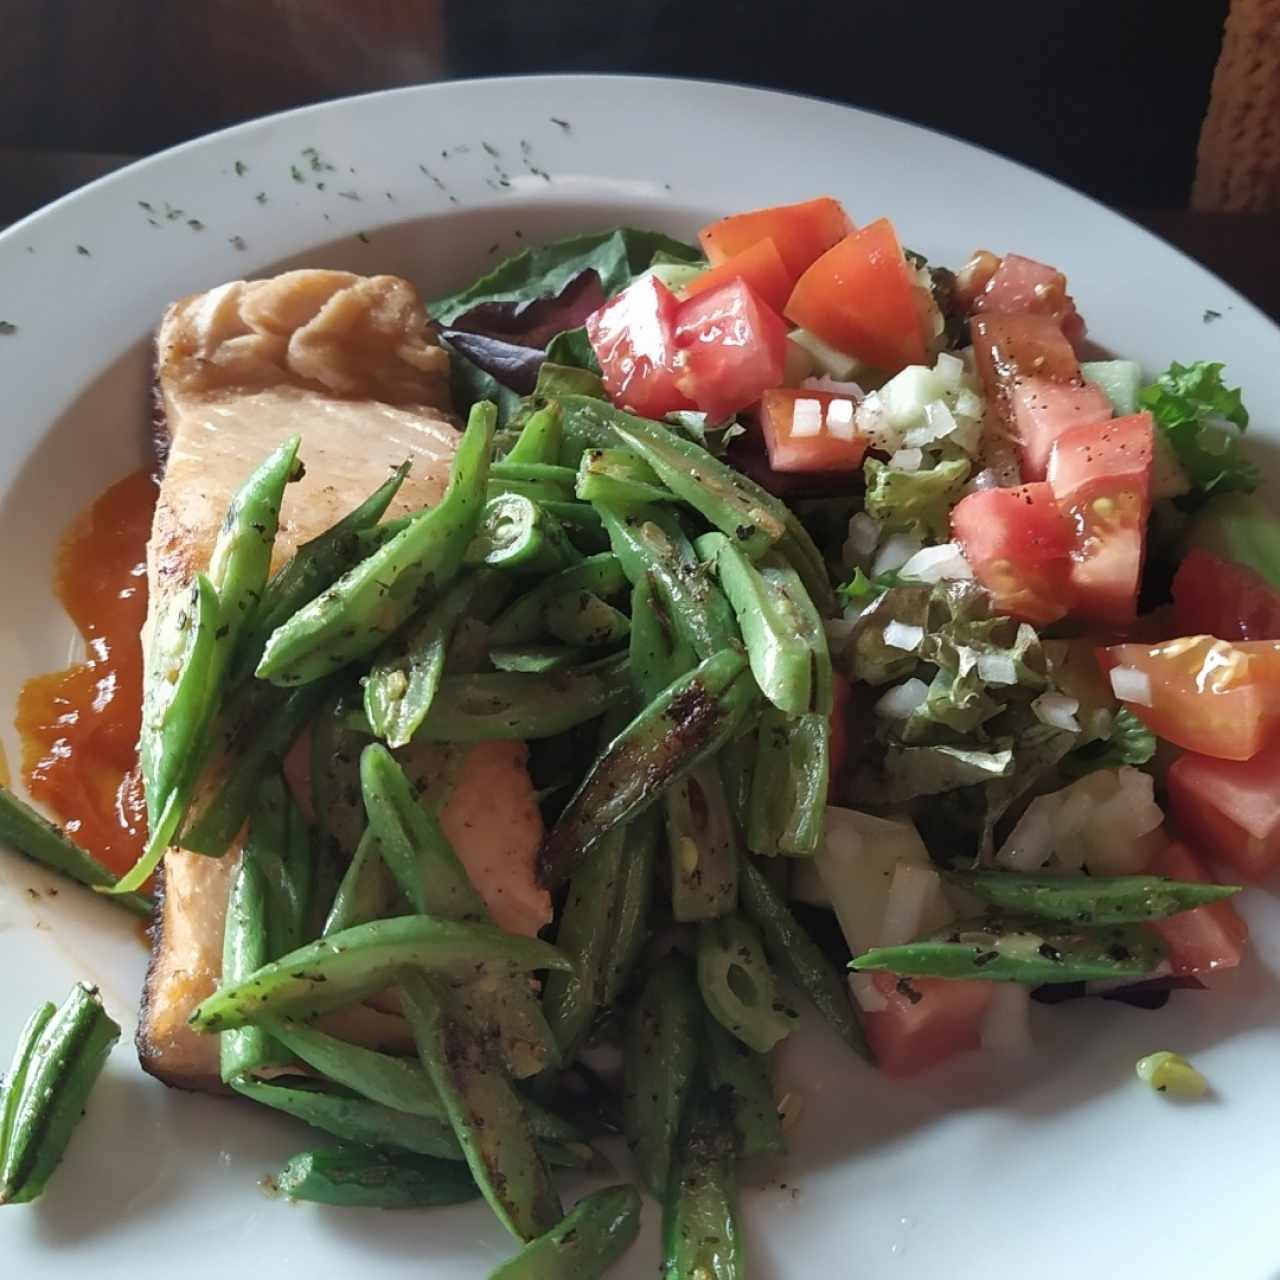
488,554,626,648
623,953,701,1198
188,915,571,1033
400,974,562,1241
250,775,313,958
852,921,1167,985
718,722,758,835
311,692,368,859
364,569,509,749
233,1079,463,1159
322,829,399,936
628,574,696,701
540,647,755,888
402,652,631,742
541,501,608,551
667,764,739,922
576,447,672,508
258,402,496,686
776,520,838,622
489,645,586,673
489,1185,643,1280
543,590,630,649
487,477,571,505
504,403,563,466
762,549,833,712
597,503,738,663
600,807,660,1007
739,857,868,1060
662,1091,743,1280
697,915,797,1053
563,396,785,559
0,783,153,918
491,461,579,491
746,708,829,857
704,1018,783,1159
467,494,583,575
943,871,1243,926
237,462,410,681
0,984,121,1204
177,679,335,858
277,1147,479,1209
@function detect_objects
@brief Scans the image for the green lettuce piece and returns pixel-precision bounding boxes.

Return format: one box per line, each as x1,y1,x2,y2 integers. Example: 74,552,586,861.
863,456,971,541
429,229,702,324
1137,360,1257,497
1185,493,1280,591
1061,707,1156,778
836,567,900,606
843,583,932,686
872,743,1015,804
665,411,745,456
544,327,599,373
534,361,604,401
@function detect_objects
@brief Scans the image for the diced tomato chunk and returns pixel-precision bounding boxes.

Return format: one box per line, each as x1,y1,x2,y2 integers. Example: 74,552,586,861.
1173,548,1280,641
1168,740,1280,878
681,237,793,313
1099,636,1280,761
700,197,853,279
585,274,694,418
970,312,1081,393
1048,413,1153,626
1146,840,1248,974
970,253,1087,347
859,973,994,1078
673,279,788,422
758,387,869,474
1010,377,1113,481
951,483,1075,625
784,219,929,373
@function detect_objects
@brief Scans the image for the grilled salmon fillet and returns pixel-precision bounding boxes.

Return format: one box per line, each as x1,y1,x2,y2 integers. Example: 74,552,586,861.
138,269,551,1090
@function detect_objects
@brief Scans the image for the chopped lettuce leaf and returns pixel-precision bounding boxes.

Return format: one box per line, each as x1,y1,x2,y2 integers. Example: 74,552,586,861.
1137,361,1257,497
836,566,900,606
1061,707,1156,778
534,361,605,401
863,456,971,542
545,326,600,373
873,742,1015,802
666,411,746,456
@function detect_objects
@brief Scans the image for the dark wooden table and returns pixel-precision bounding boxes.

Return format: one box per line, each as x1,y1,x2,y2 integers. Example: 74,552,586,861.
4,149,1278,324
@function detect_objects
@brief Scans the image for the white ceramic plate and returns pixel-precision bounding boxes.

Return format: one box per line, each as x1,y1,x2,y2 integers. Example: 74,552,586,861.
2,75,1279,1280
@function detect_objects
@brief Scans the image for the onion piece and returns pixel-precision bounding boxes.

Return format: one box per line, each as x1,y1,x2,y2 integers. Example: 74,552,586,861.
1109,666,1153,707
791,398,823,437
883,620,925,652
873,531,923,577
826,397,857,441
875,677,929,720
1032,692,1081,732
980,984,1033,1055
977,653,1018,686
879,864,955,947
889,447,923,472
844,511,881,565
849,972,887,1013
801,374,866,399
933,350,965,390
898,541,974,584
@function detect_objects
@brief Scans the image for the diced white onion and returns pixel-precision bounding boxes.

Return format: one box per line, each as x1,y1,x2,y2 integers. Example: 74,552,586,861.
875,677,929,720
826,397,856,441
879,864,956,947
889,447,923,472
954,386,984,421
849,972,887,1013
791,398,823,437
980,984,1033,1055
881,366,943,429
933,350,965,390
996,793,1059,871
873,531,923,577
1109,666,1153,707
855,391,896,449
801,375,866,399
883,620,925,652
845,511,881,561
1032,692,1081,732
898,541,974,584
976,653,1019,686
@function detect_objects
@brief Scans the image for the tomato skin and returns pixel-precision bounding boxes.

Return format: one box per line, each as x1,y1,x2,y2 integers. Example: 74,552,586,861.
585,274,695,418
758,387,870,474
1146,840,1249,973
699,197,853,279
1048,413,1153,626
1009,377,1113,482
783,219,929,373
682,237,793,313
970,253,1087,347
1099,636,1280,761
673,279,789,421
860,973,994,1078
1173,548,1280,641
971,312,1080,392
950,483,1075,624
1168,741,1280,878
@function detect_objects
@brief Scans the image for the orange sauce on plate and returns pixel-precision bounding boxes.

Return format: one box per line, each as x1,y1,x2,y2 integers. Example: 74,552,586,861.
14,470,155,878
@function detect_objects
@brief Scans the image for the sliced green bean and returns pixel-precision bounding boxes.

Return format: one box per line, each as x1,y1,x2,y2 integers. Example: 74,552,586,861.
943,871,1243,926
258,402,496,686
628,574,696,701
739,857,868,1060
0,783,153,918
467,493,582,575
718,722,758,835
697,914,797,1053
623,953,701,1198
490,1185,643,1280
252,775,313,958
277,1147,479,1209
600,807,660,1007
365,569,509,749
401,974,562,1242
576,447,672,508
489,645,586,673
777,519,838,622
504,403,563,466
662,1091,743,1280
188,915,571,1033
488,477,572,505
542,501,608,551
668,764,739,922
0,984,121,1204
704,1018,783,1159
322,829,399,936
746,708,829,857
491,461,579,491
543,589,630,649
540,647,755,888
488,553,627,648
853,921,1168,984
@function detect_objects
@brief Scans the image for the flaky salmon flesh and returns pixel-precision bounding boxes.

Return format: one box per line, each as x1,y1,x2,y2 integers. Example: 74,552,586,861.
139,269,551,1091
